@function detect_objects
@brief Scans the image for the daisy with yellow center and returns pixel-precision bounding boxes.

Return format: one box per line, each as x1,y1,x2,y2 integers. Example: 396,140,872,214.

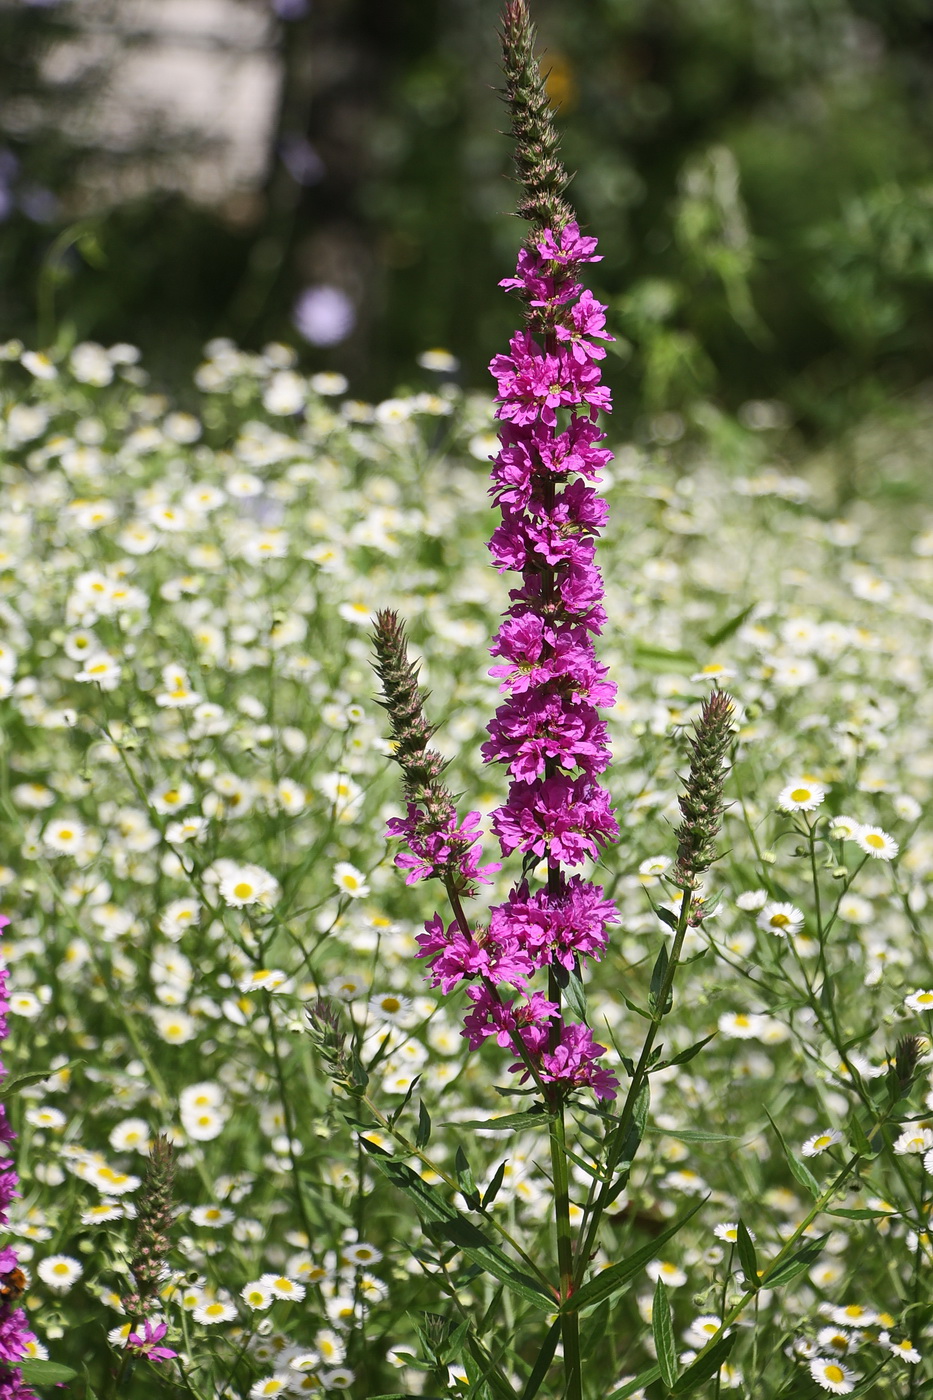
777,780,826,813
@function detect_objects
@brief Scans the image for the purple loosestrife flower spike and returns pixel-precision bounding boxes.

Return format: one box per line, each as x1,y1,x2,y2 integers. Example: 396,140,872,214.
670,689,735,912
0,916,38,1400
373,6,619,1103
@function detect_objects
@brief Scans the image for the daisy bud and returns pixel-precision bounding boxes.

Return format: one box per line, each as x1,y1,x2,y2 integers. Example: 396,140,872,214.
671,689,736,898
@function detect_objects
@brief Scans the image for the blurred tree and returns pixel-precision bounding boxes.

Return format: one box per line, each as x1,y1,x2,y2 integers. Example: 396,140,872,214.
4,0,933,439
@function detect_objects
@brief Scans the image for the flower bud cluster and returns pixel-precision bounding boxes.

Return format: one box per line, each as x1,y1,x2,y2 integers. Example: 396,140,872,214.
372,610,501,899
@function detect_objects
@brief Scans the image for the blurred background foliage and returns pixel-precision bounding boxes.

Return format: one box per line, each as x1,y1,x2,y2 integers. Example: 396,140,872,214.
4,0,933,440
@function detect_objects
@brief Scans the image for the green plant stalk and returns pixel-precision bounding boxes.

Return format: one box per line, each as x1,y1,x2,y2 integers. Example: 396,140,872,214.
352,1088,552,1290
548,1085,581,1400
685,1097,907,1376
573,886,693,1289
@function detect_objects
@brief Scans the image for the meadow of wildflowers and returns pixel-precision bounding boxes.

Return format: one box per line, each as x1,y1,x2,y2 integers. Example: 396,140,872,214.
1,5,933,1398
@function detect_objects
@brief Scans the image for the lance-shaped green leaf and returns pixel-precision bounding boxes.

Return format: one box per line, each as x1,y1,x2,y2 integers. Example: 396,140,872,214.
450,1109,547,1131
654,1034,716,1072
649,943,672,1015
455,1146,480,1210
735,1220,759,1290
671,1329,737,1393
360,1140,553,1309
555,959,587,1022
483,1160,508,1208
606,1364,661,1399
703,602,755,649
2,1059,84,1099
765,1109,821,1199
762,1233,828,1288
416,1101,432,1149
652,1277,678,1387
562,1198,706,1314
20,1362,78,1384
518,1318,561,1400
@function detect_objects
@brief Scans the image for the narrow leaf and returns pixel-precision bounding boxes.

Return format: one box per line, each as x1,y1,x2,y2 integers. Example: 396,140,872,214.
416,1102,432,1149
483,1161,507,1209
671,1330,737,1393
20,1361,78,1384
703,602,755,649
556,961,587,1022
606,1364,661,1400
765,1110,821,1199
649,943,671,1015
656,906,678,931
656,1034,716,1071
565,1198,705,1313
455,1146,480,1210
652,1277,678,1387
735,1220,759,1290
763,1234,827,1288
2,1059,83,1098
361,1142,553,1308
645,1126,741,1145
634,642,697,673
518,1318,561,1400
451,1109,547,1131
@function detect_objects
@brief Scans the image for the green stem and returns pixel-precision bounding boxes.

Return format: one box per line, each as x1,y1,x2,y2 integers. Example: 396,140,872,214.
549,1096,581,1400
574,887,693,1288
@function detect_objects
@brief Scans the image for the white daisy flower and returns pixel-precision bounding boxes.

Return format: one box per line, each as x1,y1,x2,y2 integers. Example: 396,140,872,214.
828,814,862,840
43,818,87,856
894,1127,933,1156
340,1241,382,1267
757,902,804,937
905,989,933,1014
801,1129,842,1157
777,781,826,813
259,1274,306,1302
217,862,278,908
249,1377,291,1399
855,826,898,860
332,862,369,898
319,1370,354,1392
646,1259,687,1287
37,1255,83,1292
191,1204,234,1229
885,1336,921,1364
191,1299,236,1325
808,1358,855,1394
241,1280,274,1311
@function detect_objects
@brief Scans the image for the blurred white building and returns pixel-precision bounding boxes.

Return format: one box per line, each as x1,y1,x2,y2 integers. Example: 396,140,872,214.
34,0,283,209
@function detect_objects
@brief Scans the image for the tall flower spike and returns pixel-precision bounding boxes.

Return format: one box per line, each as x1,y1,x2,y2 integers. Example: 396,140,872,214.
500,0,574,234
671,689,735,902
374,3,619,1103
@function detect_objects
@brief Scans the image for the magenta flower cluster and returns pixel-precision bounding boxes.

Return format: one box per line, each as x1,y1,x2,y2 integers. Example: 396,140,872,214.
415,223,621,1100
0,917,37,1399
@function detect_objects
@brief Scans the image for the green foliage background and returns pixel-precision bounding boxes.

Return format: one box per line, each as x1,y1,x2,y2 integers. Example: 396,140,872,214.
5,0,933,435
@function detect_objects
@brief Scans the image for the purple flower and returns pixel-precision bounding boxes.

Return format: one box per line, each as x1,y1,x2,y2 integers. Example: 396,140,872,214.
127,1319,177,1362
293,285,355,346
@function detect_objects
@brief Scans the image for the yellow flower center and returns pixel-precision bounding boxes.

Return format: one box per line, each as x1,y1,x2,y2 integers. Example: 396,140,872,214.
233,882,253,900
825,1365,844,1383
790,788,811,803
